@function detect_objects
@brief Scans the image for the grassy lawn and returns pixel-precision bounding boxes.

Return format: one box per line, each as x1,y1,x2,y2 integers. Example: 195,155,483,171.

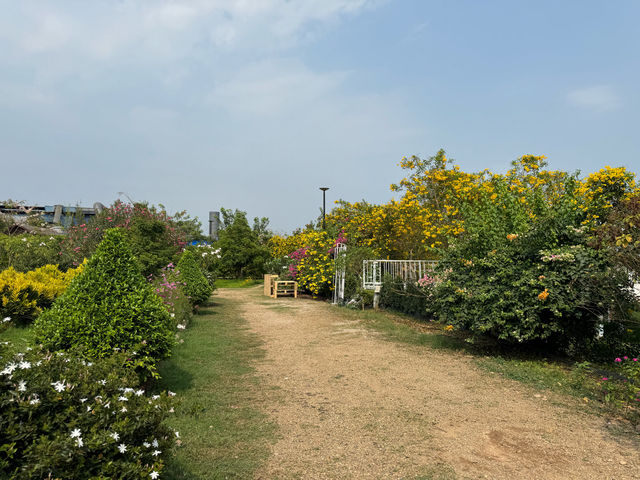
0,324,35,356
157,296,275,479
216,278,263,289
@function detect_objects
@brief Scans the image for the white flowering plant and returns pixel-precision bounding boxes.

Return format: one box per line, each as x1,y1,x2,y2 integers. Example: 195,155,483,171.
0,345,177,479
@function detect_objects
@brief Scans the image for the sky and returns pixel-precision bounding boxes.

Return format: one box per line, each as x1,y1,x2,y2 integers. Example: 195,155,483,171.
1,0,639,234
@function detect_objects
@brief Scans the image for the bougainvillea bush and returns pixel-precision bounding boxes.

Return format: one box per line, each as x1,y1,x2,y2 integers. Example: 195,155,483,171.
34,229,175,379
0,346,176,479
149,263,192,328
59,200,193,276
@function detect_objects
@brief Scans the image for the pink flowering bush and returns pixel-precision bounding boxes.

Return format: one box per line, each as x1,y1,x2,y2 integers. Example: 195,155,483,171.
598,355,640,418
0,346,176,479
149,263,192,328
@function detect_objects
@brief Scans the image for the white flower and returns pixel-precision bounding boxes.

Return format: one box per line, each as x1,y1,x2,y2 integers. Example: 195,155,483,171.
51,381,66,392
70,428,82,439
2,363,17,375
21,238,26,242
98,379,106,385
17,380,26,392
174,431,180,438
76,437,84,447
110,432,120,441
152,450,161,456
86,405,92,412
150,471,159,479
123,388,134,394
35,360,42,366
29,396,40,405
152,395,160,400
121,406,127,413
135,389,144,396
143,441,150,448
80,398,88,403
118,396,128,402
118,443,127,453
152,439,158,448
168,391,176,397
177,324,186,330
2,317,11,323
170,313,176,318
18,361,31,369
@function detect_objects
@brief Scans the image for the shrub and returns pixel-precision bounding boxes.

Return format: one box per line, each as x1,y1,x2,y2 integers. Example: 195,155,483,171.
59,201,191,276
149,263,192,328
190,243,221,287
177,250,213,306
0,346,176,479
0,263,84,323
0,234,64,272
380,276,430,318
34,229,175,379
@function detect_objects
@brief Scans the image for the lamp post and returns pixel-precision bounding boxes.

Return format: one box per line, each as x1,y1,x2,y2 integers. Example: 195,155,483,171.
319,187,329,229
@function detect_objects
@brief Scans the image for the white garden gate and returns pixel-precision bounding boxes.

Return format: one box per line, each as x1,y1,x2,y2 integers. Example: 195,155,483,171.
362,259,438,290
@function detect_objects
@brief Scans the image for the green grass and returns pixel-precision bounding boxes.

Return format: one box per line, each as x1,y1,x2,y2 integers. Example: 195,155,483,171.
216,278,263,289
0,324,36,356
157,297,275,479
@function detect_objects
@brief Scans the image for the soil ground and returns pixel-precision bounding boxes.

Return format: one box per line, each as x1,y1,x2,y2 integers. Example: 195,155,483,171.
218,287,639,480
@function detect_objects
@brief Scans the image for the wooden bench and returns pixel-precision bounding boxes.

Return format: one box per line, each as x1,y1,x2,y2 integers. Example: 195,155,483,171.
273,280,297,299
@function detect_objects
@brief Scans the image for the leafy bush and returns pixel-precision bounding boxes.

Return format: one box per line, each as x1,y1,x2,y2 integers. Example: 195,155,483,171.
0,346,176,479
0,263,84,323
34,229,175,379
380,276,430,318
177,250,213,306
149,263,192,328
59,201,193,276
0,234,64,272
190,243,221,287
429,176,635,350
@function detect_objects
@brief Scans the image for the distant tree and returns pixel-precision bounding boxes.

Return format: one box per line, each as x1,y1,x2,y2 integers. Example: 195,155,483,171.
216,209,270,278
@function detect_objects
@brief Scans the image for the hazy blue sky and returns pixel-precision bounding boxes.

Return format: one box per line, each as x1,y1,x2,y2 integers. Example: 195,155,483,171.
1,1,638,233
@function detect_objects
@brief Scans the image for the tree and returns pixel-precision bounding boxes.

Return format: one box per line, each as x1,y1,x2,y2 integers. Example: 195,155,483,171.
216,209,270,278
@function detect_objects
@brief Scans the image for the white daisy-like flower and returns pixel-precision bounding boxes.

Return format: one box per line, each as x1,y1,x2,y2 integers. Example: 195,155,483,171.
143,441,150,448
123,388,134,394
76,437,84,447
86,362,93,366
152,395,160,400
174,431,180,438
118,396,128,402
98,379,106,385
86,405,92,412
118,443,127,453
152,439,159,448
2,316,11,322
51,381,66,392
2,363,17,375
80,398,88,403
18,361,31,369
150,471,159,479
104,401,111,409
121,406,127,413
168,391,176,397
17,380,27,392
70,428,82,439
35,360,42,366
110,432,120,441
177,324,186,330
135,389,144,396
152,450,161,456
29,397,40,405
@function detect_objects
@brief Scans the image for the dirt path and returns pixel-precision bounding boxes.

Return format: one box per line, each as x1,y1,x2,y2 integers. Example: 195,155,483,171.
218,287,639,480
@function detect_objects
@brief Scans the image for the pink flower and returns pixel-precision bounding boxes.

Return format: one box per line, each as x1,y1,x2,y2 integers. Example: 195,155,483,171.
615,358,622,362
633,358,638,362
602,377,608,381
623,356,628,360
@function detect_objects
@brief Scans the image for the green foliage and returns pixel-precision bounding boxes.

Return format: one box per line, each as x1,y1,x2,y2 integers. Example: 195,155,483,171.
429,176,635,350
149,263,193,328
380,276,430,318
216,209,270,278
177,250,213,306
34,229,175,379
0,346,175,479
0,234,64,272
59,201,188,276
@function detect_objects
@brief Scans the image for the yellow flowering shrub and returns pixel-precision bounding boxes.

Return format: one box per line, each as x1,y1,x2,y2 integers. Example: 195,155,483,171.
0,263,84,322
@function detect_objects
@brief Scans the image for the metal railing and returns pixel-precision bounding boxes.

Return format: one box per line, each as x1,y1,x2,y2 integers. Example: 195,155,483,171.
362,259,438,290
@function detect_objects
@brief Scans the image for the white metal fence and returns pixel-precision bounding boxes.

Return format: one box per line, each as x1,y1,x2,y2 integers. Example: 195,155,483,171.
362,259,438,290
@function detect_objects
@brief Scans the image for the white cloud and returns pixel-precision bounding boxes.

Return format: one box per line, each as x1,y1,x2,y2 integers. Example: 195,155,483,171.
566,85,621,111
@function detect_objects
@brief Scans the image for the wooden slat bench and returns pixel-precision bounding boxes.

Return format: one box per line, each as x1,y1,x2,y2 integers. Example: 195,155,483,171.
273,280,297,299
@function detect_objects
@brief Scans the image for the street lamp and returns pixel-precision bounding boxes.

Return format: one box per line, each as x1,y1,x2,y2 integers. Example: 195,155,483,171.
319,187,329,229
